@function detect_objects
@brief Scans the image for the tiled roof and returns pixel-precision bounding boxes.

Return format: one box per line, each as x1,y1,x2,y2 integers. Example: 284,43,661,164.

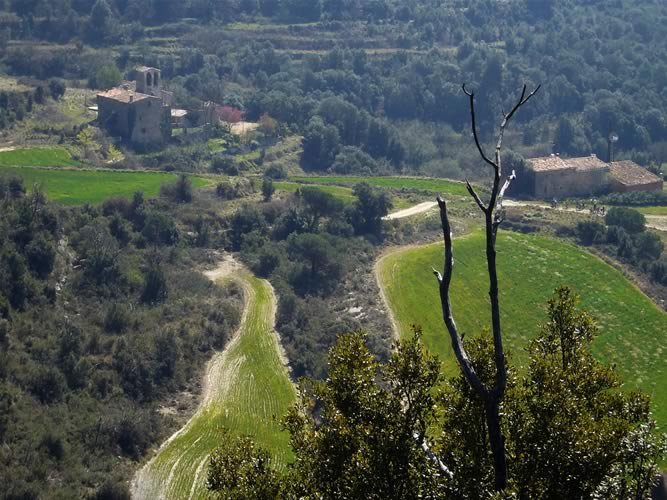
566,155,609,171
97,87,153,104
526,155,568,172
609,160,663,186
527,155,608,172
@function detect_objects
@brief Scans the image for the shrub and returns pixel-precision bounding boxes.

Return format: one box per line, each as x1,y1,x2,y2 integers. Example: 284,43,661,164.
605,207,645,234
261,177,274,201
649,257,667,285
141,262,168,304
160,174,193,203
30,367,66,404
93,481,131,500
264,164,287,179
104,303,131,333
635,232,663,260
575,220,606,246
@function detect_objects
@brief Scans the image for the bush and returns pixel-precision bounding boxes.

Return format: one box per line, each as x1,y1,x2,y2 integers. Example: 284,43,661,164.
93,481,131,500
141,212,178,246
649,257,667,285
261,177,274,201
141,262,168,304
605,207,646,234
30,367,66,404
264,164,287,179
575,220,606,246
635,232,663,260
25,234,56,279
104,303,131,333
160,175,193,203
600,190,667,207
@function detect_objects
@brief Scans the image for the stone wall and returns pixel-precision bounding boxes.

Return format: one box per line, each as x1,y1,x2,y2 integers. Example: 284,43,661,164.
129,96,170,147
97,97,131,138
533,167,610,199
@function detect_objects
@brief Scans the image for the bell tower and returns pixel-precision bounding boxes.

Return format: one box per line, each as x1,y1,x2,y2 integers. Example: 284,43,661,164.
135,66,161,95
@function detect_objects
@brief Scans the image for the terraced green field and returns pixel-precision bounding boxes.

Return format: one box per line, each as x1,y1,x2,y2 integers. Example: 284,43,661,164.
0,165,209,205
289,175,471,196
377,231,667,429
132,272,295,499
0,146,80,167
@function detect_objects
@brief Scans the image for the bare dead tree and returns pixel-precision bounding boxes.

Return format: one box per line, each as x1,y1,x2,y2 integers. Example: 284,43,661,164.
433,83,540,491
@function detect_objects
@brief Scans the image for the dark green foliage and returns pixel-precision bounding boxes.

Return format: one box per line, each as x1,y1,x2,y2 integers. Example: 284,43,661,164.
48,78,66,101
104,303,131,333
601,190,667,207
161,174,193,204
605,207,646,234
635,231,663,260
30,366,66,404
207,434,282,499
93,481,131,500
141,212,179,246
261,177,274,201
347,182,392,236
649,257,667,286
287,233,343,295
300,186,343,231
141,260,168,304
76,223,121,286
0,192,243,497
575,220,606,246
230,204,267,250
25,233,55,279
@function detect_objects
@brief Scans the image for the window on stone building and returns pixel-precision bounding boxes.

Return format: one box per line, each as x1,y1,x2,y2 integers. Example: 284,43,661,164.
147,73,152,86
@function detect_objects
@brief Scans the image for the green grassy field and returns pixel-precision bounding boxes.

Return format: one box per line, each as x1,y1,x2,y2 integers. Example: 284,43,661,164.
0,165,210,205
636,205,667,216
377,231,667,430
0,147,80,167
132,273,296,499
289,175,471,196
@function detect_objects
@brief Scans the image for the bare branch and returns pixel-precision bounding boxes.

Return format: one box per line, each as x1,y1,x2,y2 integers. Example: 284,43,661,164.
462,84,497,170
496,84,541,153
436,196,487,398
436,82,539,491
465,179,487,213
415,431,454,479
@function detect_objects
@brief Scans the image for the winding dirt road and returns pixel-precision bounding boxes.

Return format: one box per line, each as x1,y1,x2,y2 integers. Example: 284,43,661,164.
131,256,292,499
383,201,438,220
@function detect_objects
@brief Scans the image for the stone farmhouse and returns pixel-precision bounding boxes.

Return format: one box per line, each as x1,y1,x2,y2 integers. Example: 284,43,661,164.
525,154,663,199
97,67,178,149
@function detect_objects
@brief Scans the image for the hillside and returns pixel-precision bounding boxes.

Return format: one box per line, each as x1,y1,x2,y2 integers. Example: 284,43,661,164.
377,231,667,429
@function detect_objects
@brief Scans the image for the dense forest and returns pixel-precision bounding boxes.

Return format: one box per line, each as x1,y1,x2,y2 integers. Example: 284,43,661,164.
0,1,666,179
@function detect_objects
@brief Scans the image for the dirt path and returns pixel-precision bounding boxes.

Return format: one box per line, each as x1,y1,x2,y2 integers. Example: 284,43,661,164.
504,199,667,231
131,256,291,500
383,201,438,220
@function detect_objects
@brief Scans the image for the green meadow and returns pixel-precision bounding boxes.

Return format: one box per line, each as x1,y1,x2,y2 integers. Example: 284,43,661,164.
0,165,209,205
377,231,667,429
289,175,471,196
0,146,80,167
133,274,295,499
